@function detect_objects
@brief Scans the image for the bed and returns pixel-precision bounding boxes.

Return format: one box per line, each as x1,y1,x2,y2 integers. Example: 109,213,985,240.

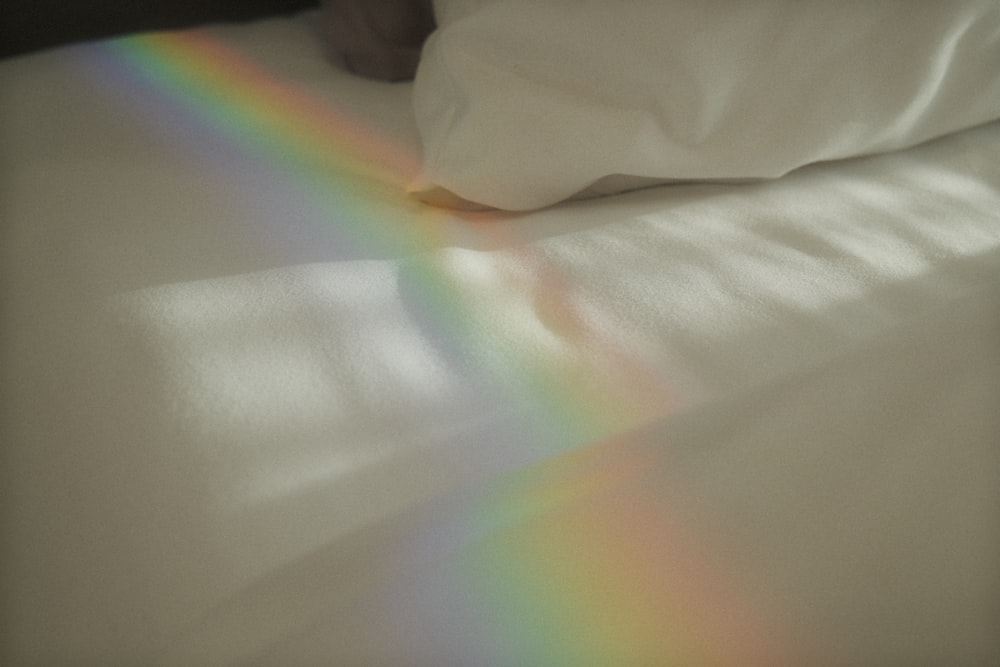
2,2,999,665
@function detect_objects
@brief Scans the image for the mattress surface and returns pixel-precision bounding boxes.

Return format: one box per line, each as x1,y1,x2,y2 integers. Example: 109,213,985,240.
2,12,999,665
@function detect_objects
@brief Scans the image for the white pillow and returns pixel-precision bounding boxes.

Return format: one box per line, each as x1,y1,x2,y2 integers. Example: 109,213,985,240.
410,0,1000,210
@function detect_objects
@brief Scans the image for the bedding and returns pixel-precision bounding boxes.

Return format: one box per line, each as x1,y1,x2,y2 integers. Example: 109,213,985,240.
2,8,999,666
412,0,1000,210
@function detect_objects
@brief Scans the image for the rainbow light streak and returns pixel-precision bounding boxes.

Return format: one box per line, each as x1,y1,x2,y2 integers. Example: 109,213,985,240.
375,432,794,665
104,31,427,258
86,27,791,664
453,436,792,666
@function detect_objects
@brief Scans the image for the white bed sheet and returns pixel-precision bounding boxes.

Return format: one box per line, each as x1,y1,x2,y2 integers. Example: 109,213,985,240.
2,12,999,666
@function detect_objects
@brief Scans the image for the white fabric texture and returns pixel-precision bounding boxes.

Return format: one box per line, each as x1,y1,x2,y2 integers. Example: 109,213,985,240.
2,11,999,666
411,0,1000,210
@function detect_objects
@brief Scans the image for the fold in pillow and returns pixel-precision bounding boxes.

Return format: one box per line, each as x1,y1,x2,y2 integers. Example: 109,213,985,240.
410,0,1000,210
